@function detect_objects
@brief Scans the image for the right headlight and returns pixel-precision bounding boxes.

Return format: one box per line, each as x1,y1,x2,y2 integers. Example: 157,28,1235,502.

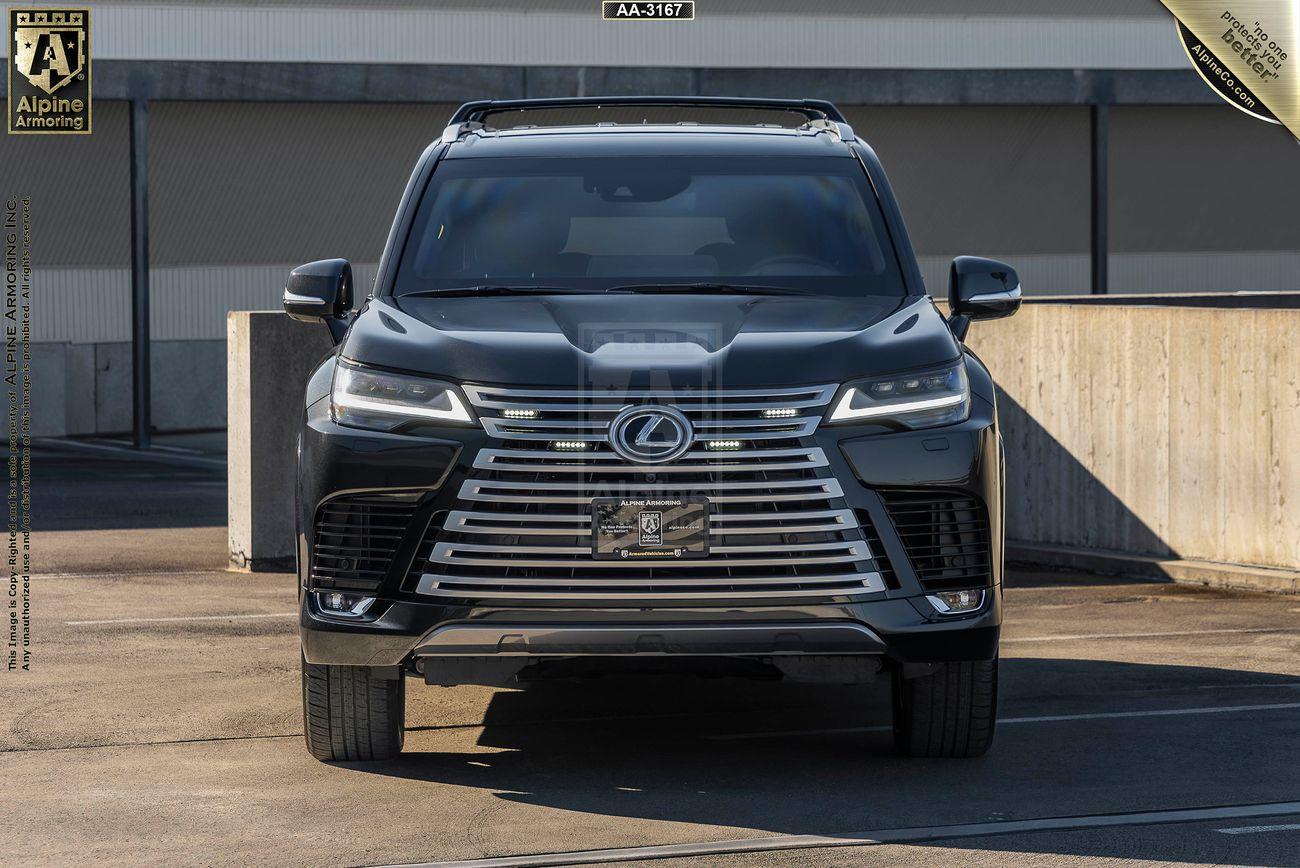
825,360,970,429
331,359,474,431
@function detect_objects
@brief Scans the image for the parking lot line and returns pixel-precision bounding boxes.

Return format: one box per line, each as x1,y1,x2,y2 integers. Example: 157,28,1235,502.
380,800,1300,868
1214,822,1300,834
40,569,228,581
65,612,297,626
705,701,1300,740
34,436,227,468
1005,627,1300,642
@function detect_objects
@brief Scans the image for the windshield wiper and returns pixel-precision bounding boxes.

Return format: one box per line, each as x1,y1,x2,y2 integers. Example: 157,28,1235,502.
401,285,604,297
603,283,817,297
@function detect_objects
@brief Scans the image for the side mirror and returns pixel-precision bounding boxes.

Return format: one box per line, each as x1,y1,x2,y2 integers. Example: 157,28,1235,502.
947,255,1021,341
284,258,352,323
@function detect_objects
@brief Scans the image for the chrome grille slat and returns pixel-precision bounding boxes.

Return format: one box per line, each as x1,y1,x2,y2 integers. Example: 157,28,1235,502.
444,508,856,537
478,452,821,465
711,509,851,524
482,417,820,429
479,427,610,442
458,477,845,505
479,417,820,440
411,382,883,602
431,540,869,569
473,447,828,474
469,398,831,413
462,383,836,402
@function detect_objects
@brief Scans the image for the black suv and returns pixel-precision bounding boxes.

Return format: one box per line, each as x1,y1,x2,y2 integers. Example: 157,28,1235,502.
284,97,1021,762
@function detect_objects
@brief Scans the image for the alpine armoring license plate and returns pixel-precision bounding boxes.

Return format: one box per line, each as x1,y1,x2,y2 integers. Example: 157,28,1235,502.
591,497,709,560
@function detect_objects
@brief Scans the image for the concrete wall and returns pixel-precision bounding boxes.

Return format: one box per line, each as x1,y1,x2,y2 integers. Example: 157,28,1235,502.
227,312,334,570
33,339,225,436
966,303,1300,573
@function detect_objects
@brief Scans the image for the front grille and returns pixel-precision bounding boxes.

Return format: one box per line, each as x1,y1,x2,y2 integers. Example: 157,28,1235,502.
411,383,885,602
881,490,991,592
311,494,420,591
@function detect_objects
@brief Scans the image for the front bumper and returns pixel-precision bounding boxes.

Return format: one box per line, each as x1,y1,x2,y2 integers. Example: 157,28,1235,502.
301,592,1001,668
298,365,1004,672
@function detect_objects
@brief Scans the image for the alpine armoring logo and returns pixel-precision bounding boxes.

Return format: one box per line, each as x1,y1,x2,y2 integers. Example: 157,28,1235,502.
8,8,91,134
1177,21,1280,125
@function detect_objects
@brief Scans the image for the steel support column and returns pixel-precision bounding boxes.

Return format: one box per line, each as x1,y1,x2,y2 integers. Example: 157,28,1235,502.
1090,102,1109,294
129,98,151,447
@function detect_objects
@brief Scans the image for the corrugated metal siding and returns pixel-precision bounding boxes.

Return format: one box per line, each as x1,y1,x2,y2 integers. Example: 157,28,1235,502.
851,106,1091,258
33,263,379,343
1108,252,1300,294
32,269,130,343
1110,105,1300,253
918,253,1300,297
150,102,455,265
3,3,1185,68
0,101,131,266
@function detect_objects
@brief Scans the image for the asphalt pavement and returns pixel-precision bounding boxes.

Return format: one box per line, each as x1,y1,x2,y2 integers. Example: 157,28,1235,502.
4,443,1299,867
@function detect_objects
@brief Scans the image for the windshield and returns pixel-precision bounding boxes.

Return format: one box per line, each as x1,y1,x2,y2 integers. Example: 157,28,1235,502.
393,155,906,297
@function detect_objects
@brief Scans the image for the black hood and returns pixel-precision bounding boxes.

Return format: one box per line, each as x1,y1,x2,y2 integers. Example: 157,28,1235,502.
342,293,960,389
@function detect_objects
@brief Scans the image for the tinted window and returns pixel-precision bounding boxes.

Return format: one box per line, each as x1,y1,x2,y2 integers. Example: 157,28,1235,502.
394,155,905,297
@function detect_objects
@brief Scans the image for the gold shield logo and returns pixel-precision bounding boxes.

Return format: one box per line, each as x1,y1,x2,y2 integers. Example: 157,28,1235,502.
8,8,91,133
12,9,86,95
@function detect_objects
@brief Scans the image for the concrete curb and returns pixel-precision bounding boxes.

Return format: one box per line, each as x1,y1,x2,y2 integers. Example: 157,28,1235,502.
33,436,226,470
228,556,296,573
1008,543,1300,595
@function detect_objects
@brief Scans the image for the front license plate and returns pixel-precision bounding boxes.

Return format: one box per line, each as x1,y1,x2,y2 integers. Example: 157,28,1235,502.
592,497,709,560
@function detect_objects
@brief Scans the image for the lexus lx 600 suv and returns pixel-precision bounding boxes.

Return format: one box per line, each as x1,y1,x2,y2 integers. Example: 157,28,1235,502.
284,97,1021,762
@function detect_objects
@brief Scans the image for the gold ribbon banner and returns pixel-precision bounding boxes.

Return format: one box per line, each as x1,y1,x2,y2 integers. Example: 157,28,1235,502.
1162,0,1299,137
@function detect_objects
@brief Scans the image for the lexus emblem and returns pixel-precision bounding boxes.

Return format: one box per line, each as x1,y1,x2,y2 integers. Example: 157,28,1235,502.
608,405,694,464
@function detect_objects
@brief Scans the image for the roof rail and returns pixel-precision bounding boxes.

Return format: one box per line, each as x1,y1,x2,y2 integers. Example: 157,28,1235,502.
446,96,848,126
799,117,856,142
440,120,486,144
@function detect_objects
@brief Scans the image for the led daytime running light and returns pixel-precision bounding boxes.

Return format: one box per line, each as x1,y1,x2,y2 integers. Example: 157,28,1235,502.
829,390,964,422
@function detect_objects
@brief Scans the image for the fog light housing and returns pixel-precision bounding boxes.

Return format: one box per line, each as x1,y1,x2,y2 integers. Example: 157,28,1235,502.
926,589,985,615
315,591,376,619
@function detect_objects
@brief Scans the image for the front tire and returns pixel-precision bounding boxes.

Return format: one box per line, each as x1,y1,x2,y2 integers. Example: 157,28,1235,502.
302,657,405,761
892,657,997,758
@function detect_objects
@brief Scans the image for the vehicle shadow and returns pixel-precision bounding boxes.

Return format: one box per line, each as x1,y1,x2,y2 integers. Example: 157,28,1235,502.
997,387,1177,561
355,657,1300,866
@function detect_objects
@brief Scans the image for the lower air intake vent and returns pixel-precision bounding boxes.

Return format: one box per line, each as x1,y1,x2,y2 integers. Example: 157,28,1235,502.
857,509,899,589
881,491,991,592
311,495,419,592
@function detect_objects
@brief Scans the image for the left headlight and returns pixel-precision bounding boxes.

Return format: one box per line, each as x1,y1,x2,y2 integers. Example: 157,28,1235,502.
331,360,473,431
826,360,969,429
